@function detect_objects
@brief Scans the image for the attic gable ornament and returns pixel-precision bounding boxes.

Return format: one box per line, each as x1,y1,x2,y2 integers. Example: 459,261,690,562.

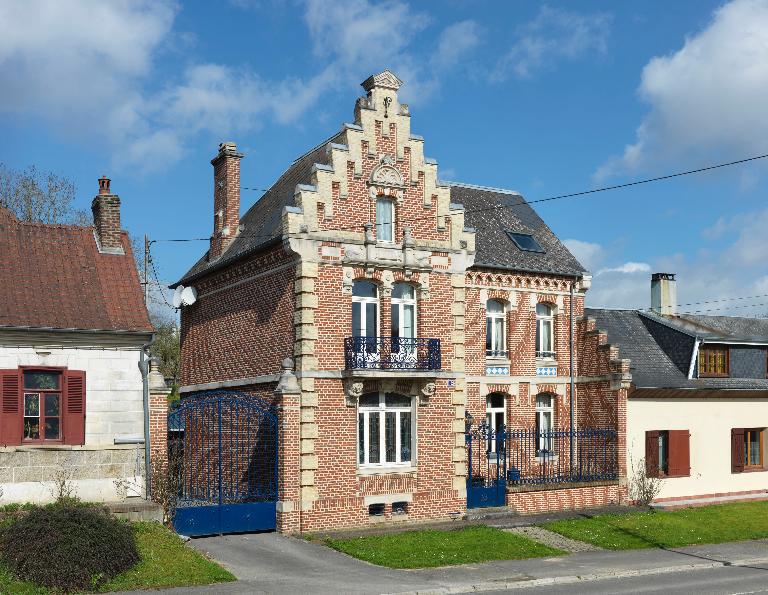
368,154,405,202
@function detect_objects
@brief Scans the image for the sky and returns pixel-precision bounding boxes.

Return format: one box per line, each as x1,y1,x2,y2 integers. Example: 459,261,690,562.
1,0,767,318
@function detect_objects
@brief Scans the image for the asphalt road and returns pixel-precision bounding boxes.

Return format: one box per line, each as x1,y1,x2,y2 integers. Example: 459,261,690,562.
470,562,768,594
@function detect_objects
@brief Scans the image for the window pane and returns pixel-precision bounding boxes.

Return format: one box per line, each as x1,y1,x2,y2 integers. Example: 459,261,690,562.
391,304,400,339
23,372,60,390
494,411,504,431
486,318,492,352
392,283,414,300
488,393,505,409
487,300,504,314
365,302,378,336
385,412,396,463
358,413,365,464
385,393,410,408
359,393,379,407
376,199,394,242
24,418,40,440
536,303,552,316
368,413,380,463
535,395,552,409
45,394,60,417
24,394,40,416
747,430,761,466
352,302,362,337
352,281,378,298
400,412,412,462
493,318,504,352
45,418,60,440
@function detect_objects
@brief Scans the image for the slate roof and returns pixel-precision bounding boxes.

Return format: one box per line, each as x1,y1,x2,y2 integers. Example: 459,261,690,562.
586,308,768,392
177,141,586,285
449,183,585,276
671,313,768,343
0,208,153,333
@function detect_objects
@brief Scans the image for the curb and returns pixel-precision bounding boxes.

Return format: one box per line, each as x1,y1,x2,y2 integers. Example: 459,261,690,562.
393,556,768,594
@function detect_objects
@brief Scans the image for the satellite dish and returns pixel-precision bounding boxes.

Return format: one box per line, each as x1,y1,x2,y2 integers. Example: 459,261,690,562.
172,286,184,309
181,286,198,306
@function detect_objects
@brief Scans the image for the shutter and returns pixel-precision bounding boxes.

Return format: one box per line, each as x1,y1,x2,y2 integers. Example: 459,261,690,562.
731,428,745,473
63,370,86,445
0,369,22,446
668,430,691,477
645,430,660,478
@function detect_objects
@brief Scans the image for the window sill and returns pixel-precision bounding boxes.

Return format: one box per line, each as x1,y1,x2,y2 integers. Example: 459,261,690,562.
735,467,768,474
535,455,558,463
535,356,557,364
358,465,416,476
485,356,511,364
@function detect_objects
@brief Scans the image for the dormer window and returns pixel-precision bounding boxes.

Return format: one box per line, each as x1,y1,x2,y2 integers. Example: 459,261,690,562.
376,197,395,243
699,345,729,377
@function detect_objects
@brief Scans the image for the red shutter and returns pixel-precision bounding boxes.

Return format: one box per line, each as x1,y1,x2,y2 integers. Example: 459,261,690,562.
667,430,691,477
63,370,86,445
0,369,22,446
645,430,660,478
731,428,745,473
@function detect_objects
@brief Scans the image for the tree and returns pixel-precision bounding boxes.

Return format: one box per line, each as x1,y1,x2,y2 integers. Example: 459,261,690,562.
150,313,180,399
0,163,89,225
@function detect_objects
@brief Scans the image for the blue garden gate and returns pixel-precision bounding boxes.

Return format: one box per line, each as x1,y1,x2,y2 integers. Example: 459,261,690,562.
466,422,508,508
168,391,279,537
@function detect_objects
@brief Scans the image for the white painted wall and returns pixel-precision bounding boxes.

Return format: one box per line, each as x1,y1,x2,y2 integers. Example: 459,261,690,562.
627,397,768,500
0,345,145,445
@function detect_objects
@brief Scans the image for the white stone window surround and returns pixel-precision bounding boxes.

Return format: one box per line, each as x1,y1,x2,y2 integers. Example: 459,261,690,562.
536,302,556,359
375,196,396,243
485,392,507,453
357,392,415,470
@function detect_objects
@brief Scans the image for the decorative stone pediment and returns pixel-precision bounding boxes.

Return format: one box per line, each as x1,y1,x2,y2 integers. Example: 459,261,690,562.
361,70,404,92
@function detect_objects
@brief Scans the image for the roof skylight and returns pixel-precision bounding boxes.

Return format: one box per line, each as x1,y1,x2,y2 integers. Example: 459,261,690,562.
506,231,544,253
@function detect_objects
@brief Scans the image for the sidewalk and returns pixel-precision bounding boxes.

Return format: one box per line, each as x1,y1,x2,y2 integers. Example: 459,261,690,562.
116,533,768,594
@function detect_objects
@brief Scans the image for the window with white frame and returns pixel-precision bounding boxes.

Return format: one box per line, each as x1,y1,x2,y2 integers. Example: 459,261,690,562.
376,197,395,242
535,394,554,453
535,303,555,358
485,392,506,452
486,300,507,357
358,392,413,467
391,282,417,362
352,280,379,358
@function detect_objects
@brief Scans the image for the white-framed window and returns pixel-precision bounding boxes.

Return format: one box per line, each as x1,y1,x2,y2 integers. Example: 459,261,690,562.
352,280,379,363
376,197,395,243
485,299,507,357
536,303,555,358
485,392,506,453
358,392,413,467
535,394,554,453
391,282,417,364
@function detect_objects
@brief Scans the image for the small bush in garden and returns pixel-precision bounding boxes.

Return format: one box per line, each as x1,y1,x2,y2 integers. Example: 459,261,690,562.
0,503,140,591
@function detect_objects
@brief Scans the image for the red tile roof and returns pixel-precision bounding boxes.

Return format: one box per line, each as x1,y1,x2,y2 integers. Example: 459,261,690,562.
0,207,153,333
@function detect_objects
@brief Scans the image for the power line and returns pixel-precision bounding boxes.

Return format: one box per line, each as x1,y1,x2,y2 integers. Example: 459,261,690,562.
147,245,176,310
678,301,768,315
677,293,768,308
147,151,768,244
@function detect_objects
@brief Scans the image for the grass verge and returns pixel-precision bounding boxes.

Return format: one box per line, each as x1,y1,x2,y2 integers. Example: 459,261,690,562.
0,522,235,593
543,501,768,550
325,525,564,568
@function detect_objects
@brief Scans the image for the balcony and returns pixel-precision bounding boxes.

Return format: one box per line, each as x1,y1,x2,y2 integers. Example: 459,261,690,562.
344,337,441,371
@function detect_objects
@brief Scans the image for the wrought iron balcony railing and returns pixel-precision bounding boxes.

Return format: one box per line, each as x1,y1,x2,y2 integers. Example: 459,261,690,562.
344,336,441,371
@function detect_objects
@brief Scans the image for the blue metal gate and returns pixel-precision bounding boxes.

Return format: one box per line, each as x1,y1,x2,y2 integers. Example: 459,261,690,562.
466,422,507,508
168,391,278,536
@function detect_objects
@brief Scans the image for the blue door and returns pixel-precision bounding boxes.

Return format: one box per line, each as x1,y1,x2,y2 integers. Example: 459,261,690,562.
466,422,507,508
168,391,278,536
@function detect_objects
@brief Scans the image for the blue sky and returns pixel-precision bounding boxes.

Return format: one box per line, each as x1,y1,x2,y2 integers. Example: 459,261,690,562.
2,0,767,317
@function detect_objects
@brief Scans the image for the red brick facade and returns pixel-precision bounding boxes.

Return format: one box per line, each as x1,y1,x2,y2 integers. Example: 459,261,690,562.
177,71,628,532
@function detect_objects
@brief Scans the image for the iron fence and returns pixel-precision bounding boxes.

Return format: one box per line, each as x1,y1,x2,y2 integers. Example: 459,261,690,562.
344,336,441,370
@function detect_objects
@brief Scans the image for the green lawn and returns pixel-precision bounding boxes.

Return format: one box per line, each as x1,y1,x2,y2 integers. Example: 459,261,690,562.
543,501,768,550
325,525,564,568
0,522,235,593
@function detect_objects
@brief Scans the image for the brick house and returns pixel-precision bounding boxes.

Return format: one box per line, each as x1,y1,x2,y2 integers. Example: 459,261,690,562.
174,70,629,534
589,273,768,507
0,177,153,502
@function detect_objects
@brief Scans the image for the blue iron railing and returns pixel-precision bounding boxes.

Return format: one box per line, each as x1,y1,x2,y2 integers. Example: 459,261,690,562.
467,423,618,490
344,336,441,370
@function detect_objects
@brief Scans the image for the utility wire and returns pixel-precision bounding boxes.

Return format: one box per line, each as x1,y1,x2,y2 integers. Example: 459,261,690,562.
678,301,768,315
149,152,768,244
147,246,176,310
676,293,768,307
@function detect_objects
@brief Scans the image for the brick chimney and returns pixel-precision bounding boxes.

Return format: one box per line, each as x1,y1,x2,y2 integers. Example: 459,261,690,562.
651,273,677,315
91,175,124,254
209,141,244,260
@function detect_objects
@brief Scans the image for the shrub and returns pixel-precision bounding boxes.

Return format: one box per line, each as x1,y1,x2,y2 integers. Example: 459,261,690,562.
0,503,140,591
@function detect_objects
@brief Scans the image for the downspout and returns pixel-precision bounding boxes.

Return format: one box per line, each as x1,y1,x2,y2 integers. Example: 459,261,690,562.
569,281,575,473
688,337,701,379
138,341,154,500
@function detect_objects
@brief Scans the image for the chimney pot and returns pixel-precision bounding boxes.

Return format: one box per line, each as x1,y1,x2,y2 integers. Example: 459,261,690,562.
98,175,111,195
651,273,677,315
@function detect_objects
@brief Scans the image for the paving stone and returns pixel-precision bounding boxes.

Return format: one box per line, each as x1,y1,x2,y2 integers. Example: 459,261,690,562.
505,525,601,553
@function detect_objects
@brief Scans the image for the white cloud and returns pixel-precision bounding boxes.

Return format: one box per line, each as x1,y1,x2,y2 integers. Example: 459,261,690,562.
0,0,481,172
563,239,604,272
492,6,611,80
596,0,768,181
596,262,651,276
